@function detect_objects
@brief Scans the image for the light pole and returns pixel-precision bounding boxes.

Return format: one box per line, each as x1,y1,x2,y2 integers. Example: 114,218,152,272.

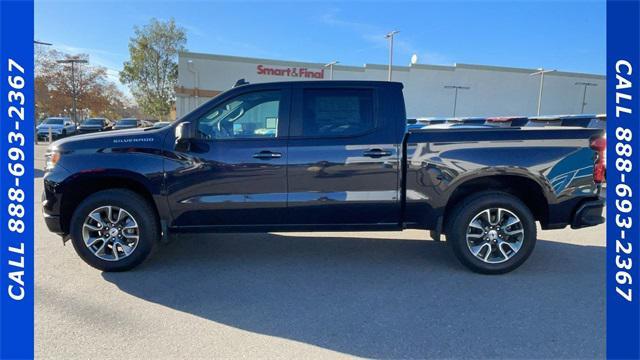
385,30,400,81
575,81,598,114
530,68,556,116
324,61,339,80
57,58,88,126
444,85,470,117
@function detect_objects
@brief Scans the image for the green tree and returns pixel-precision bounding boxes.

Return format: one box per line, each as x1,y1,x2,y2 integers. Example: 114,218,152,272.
120,18,186,119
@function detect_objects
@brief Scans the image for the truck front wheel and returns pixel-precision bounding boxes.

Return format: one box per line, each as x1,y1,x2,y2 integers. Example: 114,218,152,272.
69,189,159,272
446,192,536,274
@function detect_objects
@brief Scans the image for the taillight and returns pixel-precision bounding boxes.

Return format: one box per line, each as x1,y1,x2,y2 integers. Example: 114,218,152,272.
590,136,606,183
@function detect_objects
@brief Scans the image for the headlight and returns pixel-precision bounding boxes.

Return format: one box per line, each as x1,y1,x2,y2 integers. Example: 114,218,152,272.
45,150,61,171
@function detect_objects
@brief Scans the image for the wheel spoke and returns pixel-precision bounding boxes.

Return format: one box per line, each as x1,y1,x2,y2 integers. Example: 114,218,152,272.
467,232,484,239
94,240,108,257
504,228,524,236
469,219,484,230
106,206,114,223
84,223,101,231
88,212,104,225
504,216,520,228
501,240,521,253
482,209,492,224
116,240,134,256
112,243,120,261
470,243,490,257
85,237,101,247
483,247,492,261
498,243,510,260
115,208,126,224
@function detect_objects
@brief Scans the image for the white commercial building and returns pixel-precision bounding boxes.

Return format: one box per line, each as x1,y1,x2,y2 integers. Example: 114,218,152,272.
176,51,605,119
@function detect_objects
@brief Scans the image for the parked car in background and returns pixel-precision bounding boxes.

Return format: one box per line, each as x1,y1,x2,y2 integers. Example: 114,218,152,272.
37,117,76,140
113,118,142,130
77,118,113,134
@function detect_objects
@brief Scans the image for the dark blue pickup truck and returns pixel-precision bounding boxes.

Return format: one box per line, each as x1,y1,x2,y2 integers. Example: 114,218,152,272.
43,81,605,274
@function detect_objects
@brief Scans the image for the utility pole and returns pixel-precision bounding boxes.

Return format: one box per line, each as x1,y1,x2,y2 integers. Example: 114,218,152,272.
530,68,556,116
575,81,598,113
324,61,339,80
385,30,399,81
57,58,88,126
444,85,471,117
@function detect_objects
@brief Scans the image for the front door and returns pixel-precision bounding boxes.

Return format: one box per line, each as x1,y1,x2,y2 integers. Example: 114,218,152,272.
166,87,290,228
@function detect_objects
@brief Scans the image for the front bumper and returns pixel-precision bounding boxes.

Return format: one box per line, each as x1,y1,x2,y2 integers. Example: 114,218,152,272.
571,198,605,229
43,213,64,234
42,166,71,236
37,131,63,139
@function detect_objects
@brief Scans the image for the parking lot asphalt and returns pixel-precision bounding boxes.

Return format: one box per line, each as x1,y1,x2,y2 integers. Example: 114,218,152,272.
34,143,605,359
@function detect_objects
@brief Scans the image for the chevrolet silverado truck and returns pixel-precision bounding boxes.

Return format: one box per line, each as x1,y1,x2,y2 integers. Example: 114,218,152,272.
42,81,606,274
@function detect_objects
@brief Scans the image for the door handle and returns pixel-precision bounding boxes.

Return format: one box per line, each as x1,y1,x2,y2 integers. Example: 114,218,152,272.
363,148,392,158
253,151,282,160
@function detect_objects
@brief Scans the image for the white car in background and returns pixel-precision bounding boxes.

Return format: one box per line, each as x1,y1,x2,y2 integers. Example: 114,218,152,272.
36,117,76,140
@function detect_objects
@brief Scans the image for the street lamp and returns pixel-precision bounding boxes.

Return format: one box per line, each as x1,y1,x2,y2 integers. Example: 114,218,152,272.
444,85,471,117
324,61,339,80
575,81,598,114
56,58,88,126
385,30,400,81
530,68,556,116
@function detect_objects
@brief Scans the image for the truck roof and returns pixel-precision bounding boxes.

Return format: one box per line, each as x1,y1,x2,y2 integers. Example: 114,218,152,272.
233,80,404,88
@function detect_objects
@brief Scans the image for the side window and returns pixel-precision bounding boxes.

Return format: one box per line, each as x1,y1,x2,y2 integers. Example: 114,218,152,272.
301,88,374,137
197,90,281,139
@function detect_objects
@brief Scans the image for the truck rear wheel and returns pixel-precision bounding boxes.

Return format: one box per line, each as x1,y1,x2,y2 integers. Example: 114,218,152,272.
69,189,158,272
446,192,536,274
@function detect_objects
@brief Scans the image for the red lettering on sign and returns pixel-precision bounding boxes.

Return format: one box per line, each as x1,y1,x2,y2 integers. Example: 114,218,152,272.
256,65,324,79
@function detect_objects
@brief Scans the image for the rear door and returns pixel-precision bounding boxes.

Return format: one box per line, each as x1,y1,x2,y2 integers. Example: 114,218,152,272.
286,83,401,226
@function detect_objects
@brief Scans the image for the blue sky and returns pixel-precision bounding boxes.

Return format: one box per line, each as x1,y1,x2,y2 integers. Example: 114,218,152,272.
35,0,605,94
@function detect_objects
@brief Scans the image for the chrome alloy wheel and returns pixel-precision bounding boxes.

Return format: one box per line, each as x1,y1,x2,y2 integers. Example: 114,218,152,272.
82,206,139,261
466,208,524,264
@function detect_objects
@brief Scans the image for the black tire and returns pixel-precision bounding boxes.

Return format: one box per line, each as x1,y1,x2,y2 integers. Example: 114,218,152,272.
61,130,67,137
69,189,159,271
445,191,537,274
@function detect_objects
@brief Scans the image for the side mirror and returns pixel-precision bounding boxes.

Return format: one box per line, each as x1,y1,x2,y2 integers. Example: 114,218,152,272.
175,122,195,151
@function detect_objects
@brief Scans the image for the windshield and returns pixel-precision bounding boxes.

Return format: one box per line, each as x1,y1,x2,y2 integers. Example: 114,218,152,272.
82,119,103,125
117,119,137,125
43,118,64,125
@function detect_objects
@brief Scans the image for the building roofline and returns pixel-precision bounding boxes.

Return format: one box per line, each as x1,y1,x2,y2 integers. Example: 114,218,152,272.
179,51,605,79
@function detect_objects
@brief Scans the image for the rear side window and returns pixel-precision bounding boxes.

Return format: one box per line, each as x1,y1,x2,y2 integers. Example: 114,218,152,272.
301,89,374,137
